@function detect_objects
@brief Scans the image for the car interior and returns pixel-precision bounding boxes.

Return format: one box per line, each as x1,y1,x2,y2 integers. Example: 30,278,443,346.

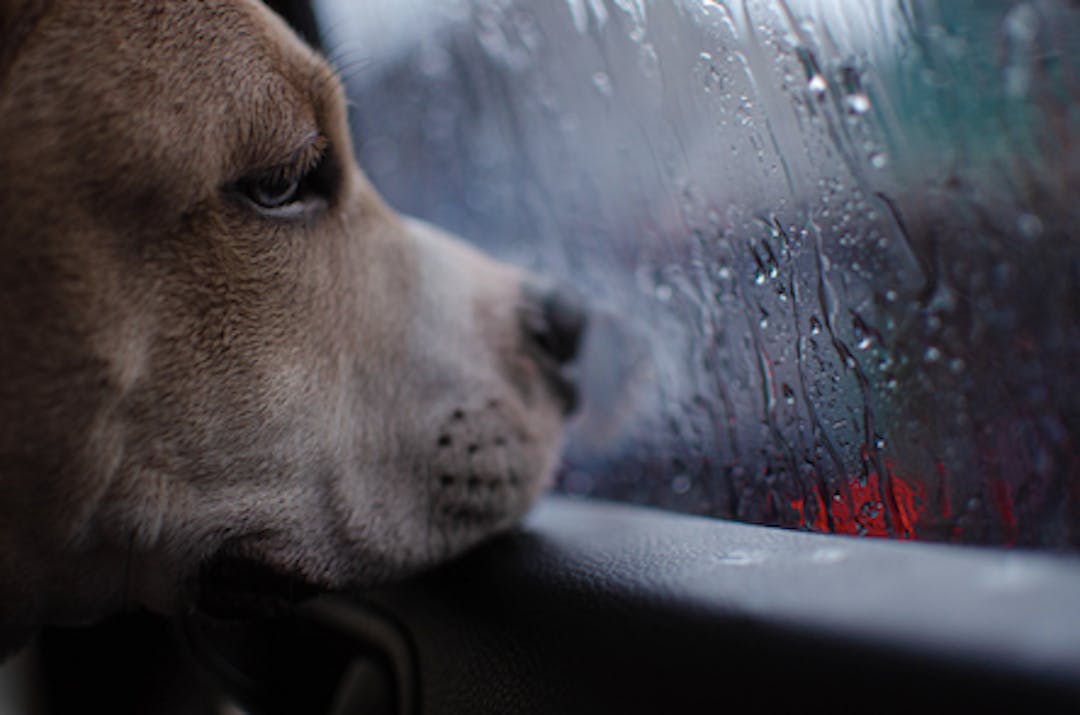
3,0,1080,712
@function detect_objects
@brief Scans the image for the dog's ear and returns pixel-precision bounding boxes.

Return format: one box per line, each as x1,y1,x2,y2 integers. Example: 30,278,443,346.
0,0,50,81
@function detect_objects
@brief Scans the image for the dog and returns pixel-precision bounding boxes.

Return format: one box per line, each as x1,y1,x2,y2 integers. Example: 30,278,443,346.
0,0,584,655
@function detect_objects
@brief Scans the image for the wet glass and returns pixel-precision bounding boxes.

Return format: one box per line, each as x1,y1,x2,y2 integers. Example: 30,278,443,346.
314,0,1080,549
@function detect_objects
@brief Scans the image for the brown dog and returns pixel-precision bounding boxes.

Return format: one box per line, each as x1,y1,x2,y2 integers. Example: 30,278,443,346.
0,0,583,653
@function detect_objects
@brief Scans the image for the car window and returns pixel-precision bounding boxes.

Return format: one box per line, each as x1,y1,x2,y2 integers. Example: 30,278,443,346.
314,0,1079,550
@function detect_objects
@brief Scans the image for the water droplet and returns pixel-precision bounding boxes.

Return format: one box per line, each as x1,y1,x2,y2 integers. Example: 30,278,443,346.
638,42,659,76
671,474,692,495
870,151,888,169
591,70,613,97
1004,4,1039,44
852,315,873,350
716,266,733,281
567,0,589,34
924,346,942,363
809,316,823,335
754,270,766,286
807,74,827,96
844,93,871,114
1017,212,1043,240
782,384,796,405
655,283,673,301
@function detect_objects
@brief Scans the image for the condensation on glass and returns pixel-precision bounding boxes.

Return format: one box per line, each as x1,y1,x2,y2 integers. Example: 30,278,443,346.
315,0,1080,549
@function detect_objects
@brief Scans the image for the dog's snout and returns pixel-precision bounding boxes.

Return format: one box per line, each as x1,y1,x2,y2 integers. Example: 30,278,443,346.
522,284,587,366
521,283,587,414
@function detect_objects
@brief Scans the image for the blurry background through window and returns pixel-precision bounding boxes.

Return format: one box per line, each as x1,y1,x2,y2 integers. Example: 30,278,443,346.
313,0,1080,550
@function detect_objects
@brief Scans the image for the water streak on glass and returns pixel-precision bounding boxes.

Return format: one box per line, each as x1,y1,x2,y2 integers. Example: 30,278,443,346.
316,0,1080,548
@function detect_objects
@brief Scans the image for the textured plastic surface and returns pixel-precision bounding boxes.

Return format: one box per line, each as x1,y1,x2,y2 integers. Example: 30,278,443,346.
353,496,1080,713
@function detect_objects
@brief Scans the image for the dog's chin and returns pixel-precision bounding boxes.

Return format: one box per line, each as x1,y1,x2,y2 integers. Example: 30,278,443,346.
193,553,323,621
189,505,525,622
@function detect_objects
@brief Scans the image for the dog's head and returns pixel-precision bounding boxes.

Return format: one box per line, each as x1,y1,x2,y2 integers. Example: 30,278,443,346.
0,0,584,632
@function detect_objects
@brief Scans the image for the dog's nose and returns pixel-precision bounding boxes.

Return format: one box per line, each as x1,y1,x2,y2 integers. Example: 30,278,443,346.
522,283,588,366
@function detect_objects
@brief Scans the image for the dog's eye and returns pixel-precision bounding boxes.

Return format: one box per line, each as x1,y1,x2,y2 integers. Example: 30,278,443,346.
248,175,301,210
233,141,333,220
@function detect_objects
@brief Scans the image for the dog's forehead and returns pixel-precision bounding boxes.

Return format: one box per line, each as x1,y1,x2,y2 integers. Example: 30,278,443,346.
97,0,327,99
8,0,338,191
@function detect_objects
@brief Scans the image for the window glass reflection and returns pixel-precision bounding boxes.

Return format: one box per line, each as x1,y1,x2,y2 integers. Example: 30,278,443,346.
316,0,1080,549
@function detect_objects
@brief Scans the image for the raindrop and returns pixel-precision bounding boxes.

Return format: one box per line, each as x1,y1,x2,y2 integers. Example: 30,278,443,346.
1005,3,1038,41
839,65,869,114
796,46,827,98
782,383,796,405
870,151,888,169
852,315,873,350
655,283,673,301
924,346,942,363
844,93,871,114
1017,212,1043,240
671,474,692,494
809,316,823,335
591,70,613,97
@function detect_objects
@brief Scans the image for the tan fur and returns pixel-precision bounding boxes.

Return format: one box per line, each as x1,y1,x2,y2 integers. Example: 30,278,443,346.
0,0,571,647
